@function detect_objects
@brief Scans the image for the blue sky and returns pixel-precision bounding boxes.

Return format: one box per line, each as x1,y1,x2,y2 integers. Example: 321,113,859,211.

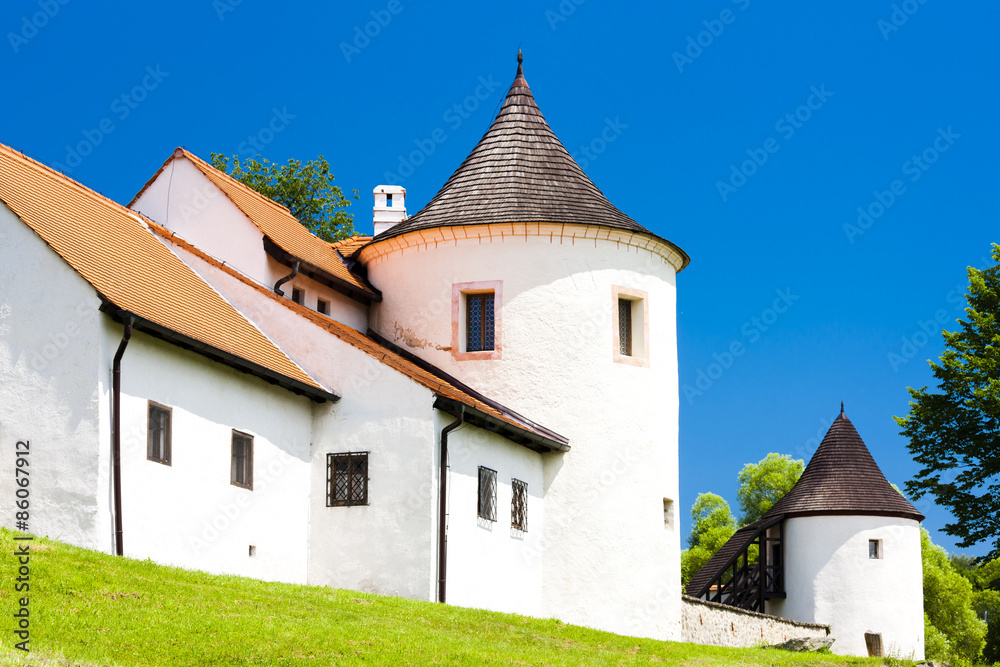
4,1,998,556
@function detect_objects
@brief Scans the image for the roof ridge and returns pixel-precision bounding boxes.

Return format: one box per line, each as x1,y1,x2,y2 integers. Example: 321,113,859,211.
177,147,297,217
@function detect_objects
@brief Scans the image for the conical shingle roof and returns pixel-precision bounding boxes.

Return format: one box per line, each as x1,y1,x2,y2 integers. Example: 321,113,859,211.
764,409,924,521
372,52,689,268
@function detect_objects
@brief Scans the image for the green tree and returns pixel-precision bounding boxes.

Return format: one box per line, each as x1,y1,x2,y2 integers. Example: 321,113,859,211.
681,493,736,586
922,528,987,664
210,153,359,242
896,244,1000,559
736,453,804,526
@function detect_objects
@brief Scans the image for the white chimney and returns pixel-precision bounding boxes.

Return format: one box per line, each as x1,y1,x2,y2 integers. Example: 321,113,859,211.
373,185,406,236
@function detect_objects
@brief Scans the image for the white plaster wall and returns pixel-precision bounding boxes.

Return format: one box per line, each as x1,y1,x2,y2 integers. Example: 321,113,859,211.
154,240,439,599
104,323,313,583
769,516,924,659
307,376,438,601
0,203,107,551
130,157,367,330
444,414,545,617
366,231,682,640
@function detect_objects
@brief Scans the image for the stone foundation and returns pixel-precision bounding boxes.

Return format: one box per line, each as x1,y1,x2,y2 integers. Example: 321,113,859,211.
681,595,830,648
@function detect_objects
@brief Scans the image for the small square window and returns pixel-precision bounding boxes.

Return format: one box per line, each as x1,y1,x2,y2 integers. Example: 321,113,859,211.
291,287,303,305
511,478,528,531
317,299,329,315
231,431,253,490
478,466,497,522
147,402,171,465
869,539,882,559
327,452,369,506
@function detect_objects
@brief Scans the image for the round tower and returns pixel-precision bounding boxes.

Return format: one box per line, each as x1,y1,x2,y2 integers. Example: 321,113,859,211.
766,408,925,659
359,52,689,640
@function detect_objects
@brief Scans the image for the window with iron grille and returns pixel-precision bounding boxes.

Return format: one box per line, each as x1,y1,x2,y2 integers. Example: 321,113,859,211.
478,466,497,521
327,452,369,506
147,402,171,465
317,299,329,315
467,292,495,352
231,430,253,489
291,287,303,305
511,478,527,531
618,297,633,356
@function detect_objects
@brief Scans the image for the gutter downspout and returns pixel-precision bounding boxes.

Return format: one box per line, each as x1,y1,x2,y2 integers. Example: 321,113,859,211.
438,408,464,603
112,316,134,557
273,259,301,297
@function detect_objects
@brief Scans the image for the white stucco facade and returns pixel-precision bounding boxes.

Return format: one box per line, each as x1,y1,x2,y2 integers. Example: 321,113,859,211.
363,224,684,640
109,324,314,583
0,202,106,551
768,515,924,659
444,415,546,617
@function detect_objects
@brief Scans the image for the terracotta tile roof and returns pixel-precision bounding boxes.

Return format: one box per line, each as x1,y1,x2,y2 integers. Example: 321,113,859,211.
148,222,568,453
370,53,689,269
132,148,380,302
330,235,371,259
763,411,924,521
0,143,335,401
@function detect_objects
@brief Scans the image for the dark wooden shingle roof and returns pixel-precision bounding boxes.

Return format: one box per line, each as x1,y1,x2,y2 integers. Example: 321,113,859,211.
763,410,924,521
372,53,689,267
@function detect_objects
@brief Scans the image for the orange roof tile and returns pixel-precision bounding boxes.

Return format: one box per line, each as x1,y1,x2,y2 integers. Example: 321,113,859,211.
148,221,567,452
330,235,371,259
132,148,379,302
0,143,335,402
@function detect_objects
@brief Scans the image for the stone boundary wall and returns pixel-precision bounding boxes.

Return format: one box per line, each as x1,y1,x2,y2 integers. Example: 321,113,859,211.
681,595,830,648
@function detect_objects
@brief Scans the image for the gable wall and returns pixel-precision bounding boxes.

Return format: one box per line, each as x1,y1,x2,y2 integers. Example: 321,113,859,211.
131,157,367,330
0,202,106,550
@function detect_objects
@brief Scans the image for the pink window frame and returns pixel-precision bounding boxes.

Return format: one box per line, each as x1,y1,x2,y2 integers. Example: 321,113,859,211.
452,280,503,361
612,285,649,367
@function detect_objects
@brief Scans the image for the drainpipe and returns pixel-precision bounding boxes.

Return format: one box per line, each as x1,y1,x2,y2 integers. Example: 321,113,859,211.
112,316,134,557
273,260,301,297
438,407,464,603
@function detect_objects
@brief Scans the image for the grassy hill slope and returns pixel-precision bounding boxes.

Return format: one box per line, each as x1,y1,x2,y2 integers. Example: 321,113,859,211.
0,530,900,666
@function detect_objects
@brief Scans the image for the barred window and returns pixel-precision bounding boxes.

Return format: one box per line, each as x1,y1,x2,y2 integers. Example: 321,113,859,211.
511,478,527,531
147,402,171,465
231,431,253,490
291,287,303,305
467,292,495,352
478,466,497,521
327,452,369,506
618,297,633,356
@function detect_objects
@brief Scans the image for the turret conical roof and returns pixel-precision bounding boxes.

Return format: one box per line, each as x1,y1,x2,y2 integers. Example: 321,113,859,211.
765,409,924,521
372,52,689,268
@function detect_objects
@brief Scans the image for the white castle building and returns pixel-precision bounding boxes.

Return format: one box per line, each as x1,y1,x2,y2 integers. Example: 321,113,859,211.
0,53,687,641
0,53,924,657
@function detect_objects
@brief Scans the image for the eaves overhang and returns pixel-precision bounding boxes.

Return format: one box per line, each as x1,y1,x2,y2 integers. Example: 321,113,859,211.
99,300,340,404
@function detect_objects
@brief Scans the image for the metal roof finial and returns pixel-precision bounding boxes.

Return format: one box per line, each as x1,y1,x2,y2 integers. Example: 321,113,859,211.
841,400,845,415
516,49,523,78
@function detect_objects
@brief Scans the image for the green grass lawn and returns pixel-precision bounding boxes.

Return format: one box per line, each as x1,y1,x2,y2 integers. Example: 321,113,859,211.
0,529,907,666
